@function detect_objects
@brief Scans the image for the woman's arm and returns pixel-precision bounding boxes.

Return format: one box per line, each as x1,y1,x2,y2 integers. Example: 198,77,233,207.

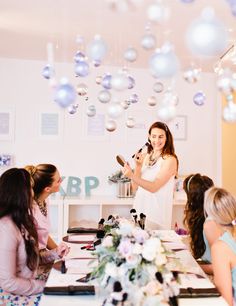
123,155,177,193
130,153,146,192
212,240,233,305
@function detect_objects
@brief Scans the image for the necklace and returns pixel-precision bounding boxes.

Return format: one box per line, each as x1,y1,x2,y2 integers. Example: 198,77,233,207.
148,151,162,166
36,199,47,217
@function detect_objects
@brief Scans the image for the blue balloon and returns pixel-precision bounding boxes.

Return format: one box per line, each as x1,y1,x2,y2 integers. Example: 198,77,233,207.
75,61,89,77
54,83,76,108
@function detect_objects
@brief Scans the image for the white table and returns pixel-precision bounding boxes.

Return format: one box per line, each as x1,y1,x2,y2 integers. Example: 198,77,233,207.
39,231,228,306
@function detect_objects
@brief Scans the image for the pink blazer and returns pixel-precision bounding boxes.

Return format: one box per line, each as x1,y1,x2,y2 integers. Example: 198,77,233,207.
0,216,44,295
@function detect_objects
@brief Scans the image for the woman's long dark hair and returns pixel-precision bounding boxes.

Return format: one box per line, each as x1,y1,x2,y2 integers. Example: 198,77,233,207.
0,168,39,270
148,121,179,170
183,173,214,259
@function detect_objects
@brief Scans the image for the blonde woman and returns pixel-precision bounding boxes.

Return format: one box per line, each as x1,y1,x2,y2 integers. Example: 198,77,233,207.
204,187,236,306
25,164,69,262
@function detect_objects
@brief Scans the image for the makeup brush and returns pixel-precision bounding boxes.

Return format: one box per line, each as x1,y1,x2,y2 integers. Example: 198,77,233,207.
130,209,138,224
139,213,146,230
116,155,126,167
132,141,150,159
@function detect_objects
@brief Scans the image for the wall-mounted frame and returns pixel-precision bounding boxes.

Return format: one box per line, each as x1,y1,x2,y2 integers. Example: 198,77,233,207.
39,112,63,140
169,115,187,141
0,109,15,141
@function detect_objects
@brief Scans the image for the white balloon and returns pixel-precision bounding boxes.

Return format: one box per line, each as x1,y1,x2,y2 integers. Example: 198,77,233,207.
107,103,123,119
111,73,129,91
147,96,157,106
147,2,170,23
126,116,135,128
124,47,138,62
186,9,228,56
87,36,107,62
98,90,111,103
105,119,117,132
157,105,177,122
141,33,156,50
223,102,236,122
121,100,130,110
86,105,96,117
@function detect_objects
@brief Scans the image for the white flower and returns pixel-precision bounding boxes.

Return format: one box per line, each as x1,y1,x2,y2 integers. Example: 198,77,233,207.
133,242,143,255
126,254,141,267
155,254,167,266
102,235,113,247
132,227,149,243
105,262,118,278
142,295,162,306
142,238,162,262
118,238,133,258
117,220,134,236
142,280,159,295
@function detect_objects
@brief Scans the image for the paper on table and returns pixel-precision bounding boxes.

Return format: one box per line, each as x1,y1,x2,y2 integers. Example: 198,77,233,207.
163,241,188,251
179,273,215,289
68,234,96,242
66,258,98,274
153,230,182,242
65,244,97,259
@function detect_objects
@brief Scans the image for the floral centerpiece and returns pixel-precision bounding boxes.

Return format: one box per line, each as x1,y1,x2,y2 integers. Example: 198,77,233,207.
91,218,180,306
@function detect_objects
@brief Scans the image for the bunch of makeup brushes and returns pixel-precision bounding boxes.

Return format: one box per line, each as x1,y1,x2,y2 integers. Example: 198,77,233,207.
130,209,146,230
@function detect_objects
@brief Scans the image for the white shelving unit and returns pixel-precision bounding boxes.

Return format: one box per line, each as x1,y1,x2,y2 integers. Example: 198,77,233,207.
49,195,186,241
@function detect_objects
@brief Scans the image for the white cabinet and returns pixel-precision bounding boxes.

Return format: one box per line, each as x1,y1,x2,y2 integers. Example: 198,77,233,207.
49,195,186,241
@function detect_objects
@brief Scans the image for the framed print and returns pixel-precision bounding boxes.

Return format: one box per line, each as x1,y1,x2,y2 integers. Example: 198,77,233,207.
169,115,187,140
0,109,15,141
39,112,63,139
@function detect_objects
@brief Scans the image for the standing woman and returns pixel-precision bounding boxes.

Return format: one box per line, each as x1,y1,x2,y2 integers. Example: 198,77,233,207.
123,121,178,229
204,187,236,306
25,164,69,261
0,168,44,304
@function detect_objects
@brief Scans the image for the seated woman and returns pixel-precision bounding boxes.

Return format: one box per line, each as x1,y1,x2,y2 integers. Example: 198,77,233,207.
25,164,69,262
0,168,44,304
183,173,222,274
204,187,236,306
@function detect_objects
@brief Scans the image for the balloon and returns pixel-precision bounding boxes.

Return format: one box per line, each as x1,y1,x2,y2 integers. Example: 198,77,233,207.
146,2,170,23
102,74,112,90
121,100,130,110
124,47,138,62
68,104,77,114
147,96,157,106
141,33,156,50
193,91,206,106
107,103,123,119
86,105,96,117
98,90,111,103
95,75,103,85
75,61,89,77
42,64,54,79
183,67,201,83
126,116,135,128
186,8,228,56
87,36,107,62
127,76,135,89
74,51,85,63
129,93,139,104
111,73,129,91
157,105,177,121
149,47,180,78
76,83,88,96
223,102,236,122
105,119,117,132
153,82,164,93
54,80,76,108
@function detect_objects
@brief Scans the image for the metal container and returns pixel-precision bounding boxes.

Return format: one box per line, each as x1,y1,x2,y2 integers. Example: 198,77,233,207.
117,180,133,198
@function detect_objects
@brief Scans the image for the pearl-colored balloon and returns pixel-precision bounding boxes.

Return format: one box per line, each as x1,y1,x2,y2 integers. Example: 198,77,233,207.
74,51,85,63
153,82,164,93
42,64,54,79
68,105,77,114
102,74,112,90
186,8,228,56
183,67,201,83
105,119,117,132
76,83,88,96
95,75,103,85
149,49,180,78
107,103,123,119
146,2,170,23
75,61,89,77
124,47,138,62
121,100,130,110
193,91,206,106
98,90,111,103
126,116,135,128
86,105,96,117
141,33,156,50
157,105,177,122
111,73,129,91
87,36,107,62
223,102,236,122
54,81,76,108
147,96,157,106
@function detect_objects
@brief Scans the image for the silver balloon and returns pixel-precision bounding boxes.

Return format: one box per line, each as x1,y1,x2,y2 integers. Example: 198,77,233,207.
157,105,177,122
217,75,233,95
129,93,139,104
193,91,206,106
102,74,112,90
107,103,123,119
186,8,228,56
223,102,236,122
183,67,201,83
68,104,77,114
126,116,135,128
87,36,107,62
86,105,96,117
124,47,138,62
146,2,170,23
98,90,111,103
74,51,85,63
76,83,88,96
127,75,135,89
75,61,89,77
105,119,117,132
147,96,157,106
42,64,54,79
141,33,156,50
163,91,179,106
54,80,76,108
121,100,130,110
153,81,164,93
111,73,129,91
149,48,180,78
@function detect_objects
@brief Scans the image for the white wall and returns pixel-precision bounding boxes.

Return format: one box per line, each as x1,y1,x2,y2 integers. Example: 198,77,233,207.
0,57,221,195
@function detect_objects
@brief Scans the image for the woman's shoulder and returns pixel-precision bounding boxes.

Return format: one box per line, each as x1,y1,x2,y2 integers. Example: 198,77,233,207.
0,216,19,235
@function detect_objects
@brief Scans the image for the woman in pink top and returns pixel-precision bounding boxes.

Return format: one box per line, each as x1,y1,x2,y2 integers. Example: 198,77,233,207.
0,168,44,304
25,164,69,262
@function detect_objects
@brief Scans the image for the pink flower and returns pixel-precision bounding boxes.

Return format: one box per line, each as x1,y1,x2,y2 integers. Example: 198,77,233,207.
118,238,133,258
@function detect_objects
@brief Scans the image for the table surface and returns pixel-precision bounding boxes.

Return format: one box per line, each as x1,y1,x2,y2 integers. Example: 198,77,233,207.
39,230,228,306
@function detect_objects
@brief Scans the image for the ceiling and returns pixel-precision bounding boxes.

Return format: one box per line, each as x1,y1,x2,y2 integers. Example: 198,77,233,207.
0,0,235,72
